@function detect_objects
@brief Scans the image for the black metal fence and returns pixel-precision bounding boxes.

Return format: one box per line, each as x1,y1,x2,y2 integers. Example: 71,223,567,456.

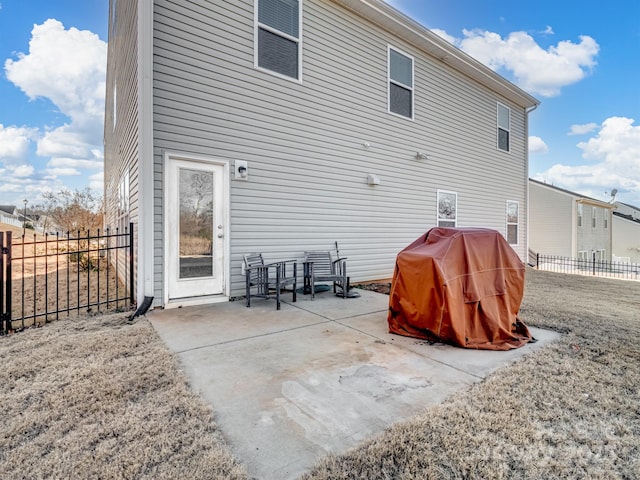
0,224,134,334
534,252,640,281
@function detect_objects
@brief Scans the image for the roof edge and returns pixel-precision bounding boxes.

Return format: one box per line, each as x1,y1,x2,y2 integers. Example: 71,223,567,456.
332,0,540,109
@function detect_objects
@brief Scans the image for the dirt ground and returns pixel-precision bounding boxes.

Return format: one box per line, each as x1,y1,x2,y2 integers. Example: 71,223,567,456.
1,223,131,329
0,268,638,479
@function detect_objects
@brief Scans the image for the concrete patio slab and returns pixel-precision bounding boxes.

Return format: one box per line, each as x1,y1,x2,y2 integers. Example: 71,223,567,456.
148,288,561,480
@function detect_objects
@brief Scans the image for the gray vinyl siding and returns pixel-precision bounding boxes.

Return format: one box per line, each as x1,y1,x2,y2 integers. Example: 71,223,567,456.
529,182,573,257
612,215,640,264
151,0,532,298
104,0,139,297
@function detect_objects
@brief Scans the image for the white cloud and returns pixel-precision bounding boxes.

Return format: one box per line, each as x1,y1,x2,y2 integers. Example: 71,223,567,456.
442,29,599,97
11,164,35,177
568,122,599,136
5,19,106,121
542,25,554,35
431,28,457,45
0,124,37,161
529,136,549,154
3,19,106,197
48,157,103,170
89,171,104,190
534,117,640,205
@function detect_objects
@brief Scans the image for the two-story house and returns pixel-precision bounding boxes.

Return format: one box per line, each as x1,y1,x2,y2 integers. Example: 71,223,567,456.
529,178,615,261
104,0,539,309
612,202,640,263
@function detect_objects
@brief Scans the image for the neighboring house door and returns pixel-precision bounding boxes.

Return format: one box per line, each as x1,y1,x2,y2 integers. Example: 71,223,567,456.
165,155,228,301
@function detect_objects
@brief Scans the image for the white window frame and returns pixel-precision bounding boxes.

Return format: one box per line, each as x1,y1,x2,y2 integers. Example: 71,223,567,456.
577,203,583,227
437,190,458,227
578,250,588,261
497,103,510,152
596,249,606,261
506,200,519,246
604,209,609,228
117,170,130,246
112,82,117,131
254,0,303,83
592,206,597,228
387,45,414,121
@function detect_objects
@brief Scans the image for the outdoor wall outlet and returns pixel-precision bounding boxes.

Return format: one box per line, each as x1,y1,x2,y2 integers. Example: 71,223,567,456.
367,174,381,186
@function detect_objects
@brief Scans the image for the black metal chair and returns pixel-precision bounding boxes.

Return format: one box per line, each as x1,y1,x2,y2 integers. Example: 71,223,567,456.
303,250,349,300
243,253,297,310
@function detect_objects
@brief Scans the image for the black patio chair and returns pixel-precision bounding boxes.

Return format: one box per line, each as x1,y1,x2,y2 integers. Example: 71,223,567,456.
243,253,297,310
303,249,349,300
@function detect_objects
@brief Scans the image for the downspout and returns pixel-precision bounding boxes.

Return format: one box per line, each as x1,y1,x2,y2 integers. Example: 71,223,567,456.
524,103,539,262
137,0,155,308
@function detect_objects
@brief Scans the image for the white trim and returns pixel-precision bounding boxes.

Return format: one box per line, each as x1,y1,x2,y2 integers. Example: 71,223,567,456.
437,189,458,227
138,0,155,307
387,44,414,121
162,151,231,307
254,0,303,83
506,200,519,246
497,102,510,152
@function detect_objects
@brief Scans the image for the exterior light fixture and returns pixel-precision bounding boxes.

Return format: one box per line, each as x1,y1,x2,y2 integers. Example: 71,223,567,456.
416,152,430,160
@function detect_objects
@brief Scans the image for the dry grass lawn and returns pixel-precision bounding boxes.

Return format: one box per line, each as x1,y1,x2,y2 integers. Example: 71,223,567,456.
0,313,246,479
0,269,638,479
303,271,640,479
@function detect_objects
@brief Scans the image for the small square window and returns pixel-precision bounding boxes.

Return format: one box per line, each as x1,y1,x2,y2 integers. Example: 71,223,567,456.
506,201,519,245
437,190,457,227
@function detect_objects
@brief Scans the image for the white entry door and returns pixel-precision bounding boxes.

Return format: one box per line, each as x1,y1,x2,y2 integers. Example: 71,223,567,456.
166,156,227,300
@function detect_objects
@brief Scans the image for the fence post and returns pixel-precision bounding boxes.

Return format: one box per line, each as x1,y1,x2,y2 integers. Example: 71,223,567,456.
536,253,540,270
592,251,596,276
4,232,11,332
129,222,134,305
0,232,4,333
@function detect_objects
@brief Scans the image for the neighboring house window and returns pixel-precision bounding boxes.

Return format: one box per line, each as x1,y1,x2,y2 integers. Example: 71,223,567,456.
577,204,583,227
255,0,301,80
437,190,457,227
388,46,414,119
604,209,609,228
578,250,588,261
506,201,519,245
497,103,510,152
117,171,130,246
592,206,597,228
596,249,606,261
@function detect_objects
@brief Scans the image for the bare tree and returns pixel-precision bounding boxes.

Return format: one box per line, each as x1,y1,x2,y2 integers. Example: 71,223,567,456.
42,188,103,235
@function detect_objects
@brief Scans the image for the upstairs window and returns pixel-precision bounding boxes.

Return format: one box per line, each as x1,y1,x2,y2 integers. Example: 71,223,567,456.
506,201,519,245
388,46,414,119
577,204,583,227
592,206,597,228
604,209,609,228
497,103,510,152
437,190,457,227
256,0,301,80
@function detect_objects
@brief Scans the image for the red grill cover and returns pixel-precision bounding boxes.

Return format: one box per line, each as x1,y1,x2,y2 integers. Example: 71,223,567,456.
387,228,532,350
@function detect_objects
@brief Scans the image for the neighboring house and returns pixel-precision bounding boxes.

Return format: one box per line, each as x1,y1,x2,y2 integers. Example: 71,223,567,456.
529,179,615,261
0,205,25,229
104,0,539,309
612,202,640,264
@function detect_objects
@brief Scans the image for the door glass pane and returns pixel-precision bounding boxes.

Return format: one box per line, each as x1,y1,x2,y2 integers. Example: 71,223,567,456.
179,168,214,279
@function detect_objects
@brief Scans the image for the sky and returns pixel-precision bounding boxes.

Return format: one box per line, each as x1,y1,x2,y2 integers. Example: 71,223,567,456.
0,0,639,208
